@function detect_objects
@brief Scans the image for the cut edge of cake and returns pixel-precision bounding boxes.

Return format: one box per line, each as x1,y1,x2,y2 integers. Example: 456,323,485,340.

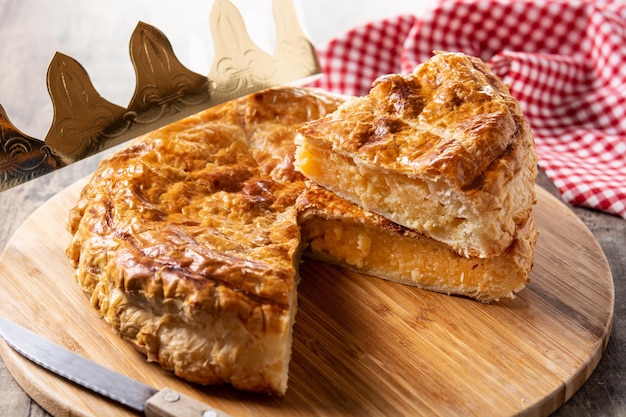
298,183,537,303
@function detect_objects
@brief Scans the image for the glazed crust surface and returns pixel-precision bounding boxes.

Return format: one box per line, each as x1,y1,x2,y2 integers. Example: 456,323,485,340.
295,51,538,257
67,87,344,395
298,51,526,189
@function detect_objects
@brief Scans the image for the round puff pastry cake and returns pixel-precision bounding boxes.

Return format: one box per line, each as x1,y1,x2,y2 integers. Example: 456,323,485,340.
66,53,538,396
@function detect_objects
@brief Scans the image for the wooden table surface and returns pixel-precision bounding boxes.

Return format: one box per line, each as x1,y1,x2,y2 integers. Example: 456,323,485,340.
0,1,624,416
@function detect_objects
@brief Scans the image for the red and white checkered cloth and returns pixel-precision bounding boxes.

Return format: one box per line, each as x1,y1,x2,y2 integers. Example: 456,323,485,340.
312,0,626,219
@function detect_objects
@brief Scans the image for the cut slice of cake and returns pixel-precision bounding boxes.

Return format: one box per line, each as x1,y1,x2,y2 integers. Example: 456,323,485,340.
298,183,537,303
295,51,538,258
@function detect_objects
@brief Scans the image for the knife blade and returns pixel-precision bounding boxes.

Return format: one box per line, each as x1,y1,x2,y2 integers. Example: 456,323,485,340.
0,317,232,417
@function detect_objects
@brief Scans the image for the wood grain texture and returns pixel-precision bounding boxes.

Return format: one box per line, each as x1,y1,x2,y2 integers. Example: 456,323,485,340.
0,179,614,417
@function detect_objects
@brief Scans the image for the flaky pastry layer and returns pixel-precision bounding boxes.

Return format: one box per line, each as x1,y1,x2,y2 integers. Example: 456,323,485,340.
298,184,537,303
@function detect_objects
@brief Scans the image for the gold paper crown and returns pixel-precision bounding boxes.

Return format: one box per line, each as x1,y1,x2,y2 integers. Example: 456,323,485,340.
0,0,320,191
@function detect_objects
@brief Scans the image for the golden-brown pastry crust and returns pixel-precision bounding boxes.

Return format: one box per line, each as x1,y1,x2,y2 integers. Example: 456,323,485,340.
295,51,538,258
67,87,344,395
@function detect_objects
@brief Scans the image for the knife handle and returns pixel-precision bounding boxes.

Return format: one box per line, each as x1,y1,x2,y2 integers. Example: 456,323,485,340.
145,388,232,417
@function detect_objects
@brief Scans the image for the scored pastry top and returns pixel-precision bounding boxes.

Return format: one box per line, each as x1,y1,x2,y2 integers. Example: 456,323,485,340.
67,87,343,316
298,51,536,193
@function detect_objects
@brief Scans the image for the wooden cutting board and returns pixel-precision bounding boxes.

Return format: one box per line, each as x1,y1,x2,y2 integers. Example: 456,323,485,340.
0,179,614,417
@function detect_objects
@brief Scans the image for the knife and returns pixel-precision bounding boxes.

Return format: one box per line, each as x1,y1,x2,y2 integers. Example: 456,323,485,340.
0,317,232,417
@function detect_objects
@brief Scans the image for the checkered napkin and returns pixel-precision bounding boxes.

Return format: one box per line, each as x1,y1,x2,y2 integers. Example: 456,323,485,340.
311,0,626,219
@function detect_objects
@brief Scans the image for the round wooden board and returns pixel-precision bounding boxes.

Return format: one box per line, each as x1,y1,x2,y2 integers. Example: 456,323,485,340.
0,179,614,417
